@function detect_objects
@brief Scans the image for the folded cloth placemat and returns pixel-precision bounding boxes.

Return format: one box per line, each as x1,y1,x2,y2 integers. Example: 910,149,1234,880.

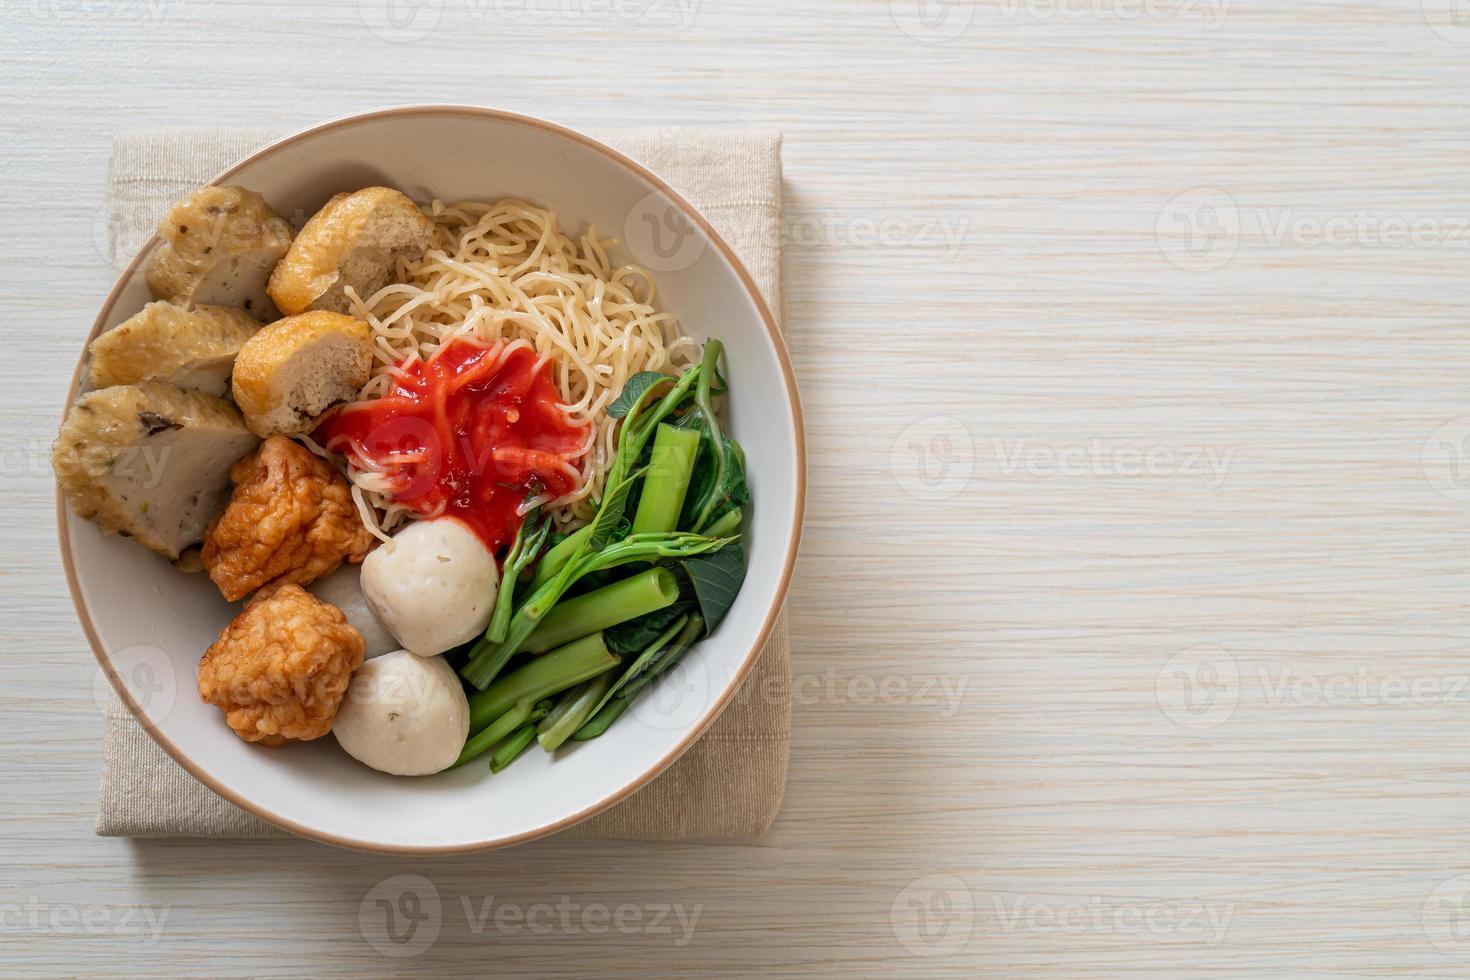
95,125,790,842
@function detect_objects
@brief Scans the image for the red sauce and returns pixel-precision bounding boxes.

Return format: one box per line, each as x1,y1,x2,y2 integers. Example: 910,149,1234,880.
315,339,588,554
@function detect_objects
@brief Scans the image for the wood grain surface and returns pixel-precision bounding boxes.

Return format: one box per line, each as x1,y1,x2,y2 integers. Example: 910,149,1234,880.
4,0,1470,975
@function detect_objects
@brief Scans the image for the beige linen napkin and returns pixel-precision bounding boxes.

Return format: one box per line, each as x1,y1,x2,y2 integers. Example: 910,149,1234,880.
95,125,790,841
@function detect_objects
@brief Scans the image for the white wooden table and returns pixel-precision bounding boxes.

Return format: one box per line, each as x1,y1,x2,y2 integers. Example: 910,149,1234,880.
6,1,1470,974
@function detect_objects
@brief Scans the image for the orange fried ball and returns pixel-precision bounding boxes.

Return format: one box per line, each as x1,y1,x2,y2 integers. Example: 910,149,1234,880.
203,435,374,601
198,584,365,746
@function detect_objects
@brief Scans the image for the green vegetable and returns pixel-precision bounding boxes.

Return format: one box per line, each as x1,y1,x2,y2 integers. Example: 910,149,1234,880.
616,613,704,700
467,633,619,732
522,567,679,653
604,594,693,656
701,507,741,541
487,507,550,644
529,525,592,592
572,696,632,741
675,340,748,533
582,614,689,724
563,615,705,746
681,541,746,635
601,361,703,501
607,371,674,419
632,424,701,534
490,725,538,773
536,674,612,752
460,532,730,689
588,466,643,551
453,698,534,769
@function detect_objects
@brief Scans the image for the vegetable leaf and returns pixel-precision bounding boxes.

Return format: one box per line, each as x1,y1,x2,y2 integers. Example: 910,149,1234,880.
487,505,549,643
588,466,643,550
680,434,748,532
680,541,745,635
585,614,690,721
608,372,673,419
618,613,704,698
605,597,694,655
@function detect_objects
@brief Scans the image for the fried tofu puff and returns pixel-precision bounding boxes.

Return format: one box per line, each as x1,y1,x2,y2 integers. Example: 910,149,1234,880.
198,584,364,746
145,186,293,320
88,301,260,397
202,436,375,601
52,382,260,561
267,187,436,316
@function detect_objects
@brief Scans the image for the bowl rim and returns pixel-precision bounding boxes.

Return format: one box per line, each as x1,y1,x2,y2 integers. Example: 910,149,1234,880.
57,104,806,853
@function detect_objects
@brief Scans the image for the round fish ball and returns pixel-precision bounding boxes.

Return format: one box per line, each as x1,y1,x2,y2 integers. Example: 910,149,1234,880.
333,651,469,776
359,517,498,657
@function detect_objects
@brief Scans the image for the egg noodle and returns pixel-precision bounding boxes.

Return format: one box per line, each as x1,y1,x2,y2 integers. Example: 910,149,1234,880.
334,198,698,542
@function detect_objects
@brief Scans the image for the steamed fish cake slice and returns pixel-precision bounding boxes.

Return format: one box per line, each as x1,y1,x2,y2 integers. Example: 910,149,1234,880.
231,311,371,438
267,187,436,316
88,301,260,397
145,185,293,320
52,382,260,561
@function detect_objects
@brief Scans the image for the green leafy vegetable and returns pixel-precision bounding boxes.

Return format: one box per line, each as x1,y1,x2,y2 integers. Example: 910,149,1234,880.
604,596,694,656
588,466,643,551
486,506,550,644
617,613,704,699
582,614,689,724
490,725,538,772
536,674,613,753
459,531,731,689
607,371,673,419
572,696,631,741
681,541,746,635
522,567,679,653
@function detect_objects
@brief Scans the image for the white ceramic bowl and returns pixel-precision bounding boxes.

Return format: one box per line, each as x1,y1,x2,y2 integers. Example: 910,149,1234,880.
59,106,804,852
